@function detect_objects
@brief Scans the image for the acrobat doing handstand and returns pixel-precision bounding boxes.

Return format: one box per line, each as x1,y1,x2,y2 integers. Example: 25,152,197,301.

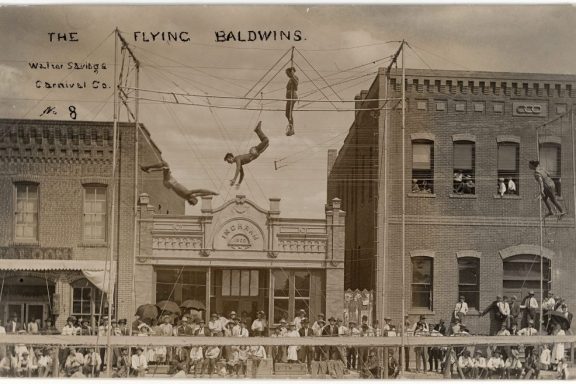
224,121,269,187
140,161,218,206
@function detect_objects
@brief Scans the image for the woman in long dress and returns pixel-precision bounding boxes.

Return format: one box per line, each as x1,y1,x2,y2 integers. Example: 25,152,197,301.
286,323,300,363
551,323,565,366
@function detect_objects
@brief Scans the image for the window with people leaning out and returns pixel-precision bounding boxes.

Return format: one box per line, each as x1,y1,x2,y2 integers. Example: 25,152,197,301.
453,141,475,195
411,140,434,194
497,142,520,196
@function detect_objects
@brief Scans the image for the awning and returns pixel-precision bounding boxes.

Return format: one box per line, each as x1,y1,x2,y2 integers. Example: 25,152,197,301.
0,260,115,272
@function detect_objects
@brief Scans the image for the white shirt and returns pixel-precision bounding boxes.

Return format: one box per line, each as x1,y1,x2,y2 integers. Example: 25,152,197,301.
497,301,510,316
294,316,304,330
0,326,6,335
521,297,539,309
251,318,267,332
474,357,486,368
61,324,77,336
487,357,504,369
190,347,203,361
540,349,551,365
454,301,469,315
27,322,39,334
131,354,147,370
543,298,556,311
518,327,538,336
235,327,249,337
250,346,266,359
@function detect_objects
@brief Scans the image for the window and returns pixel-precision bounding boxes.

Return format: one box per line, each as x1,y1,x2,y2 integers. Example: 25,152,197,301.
411,257,433,310
453,141,476,194
497,142,519,195
71,279,108,318
412,140,434,193
156,268,206,305
15,183,39,242
540,143,561,195
503,255,551,299
221,269,259,296
272,270,311,323
458,258,479,309
83,185,107,242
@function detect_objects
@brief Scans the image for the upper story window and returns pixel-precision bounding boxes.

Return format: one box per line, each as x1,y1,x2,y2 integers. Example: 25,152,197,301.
453,141,476,195
83,185,107,242
497,142,519,196
14,183,39,242
411,140,434,194
539,143,561,196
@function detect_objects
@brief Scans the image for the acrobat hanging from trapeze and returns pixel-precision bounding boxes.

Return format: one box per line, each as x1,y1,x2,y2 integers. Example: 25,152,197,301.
224,121,269,187
140,161,218,206
529,160,567,219
285,67,299,136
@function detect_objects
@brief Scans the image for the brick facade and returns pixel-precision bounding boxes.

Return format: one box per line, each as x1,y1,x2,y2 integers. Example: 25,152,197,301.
0,119,183,328
328,69,576,334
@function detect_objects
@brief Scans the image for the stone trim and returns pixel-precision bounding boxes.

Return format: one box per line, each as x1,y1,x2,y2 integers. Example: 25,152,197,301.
538,135,562,145
456,250,482,259
410,249,435,258
498,244,554,260
496,135,520,144
410,132,435,142
452,133,477,143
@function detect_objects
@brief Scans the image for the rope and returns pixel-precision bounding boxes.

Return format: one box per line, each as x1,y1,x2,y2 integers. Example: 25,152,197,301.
293,62,339,111
295,47,344,102
124,95,388,112
120,86,398,104
243,47,292,105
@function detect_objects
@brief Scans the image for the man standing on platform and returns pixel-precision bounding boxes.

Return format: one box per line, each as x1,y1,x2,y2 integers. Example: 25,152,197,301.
520,290,539,327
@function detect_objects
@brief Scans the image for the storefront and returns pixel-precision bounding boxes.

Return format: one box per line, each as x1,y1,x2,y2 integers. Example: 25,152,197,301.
0,257,113,329
135,194,345,326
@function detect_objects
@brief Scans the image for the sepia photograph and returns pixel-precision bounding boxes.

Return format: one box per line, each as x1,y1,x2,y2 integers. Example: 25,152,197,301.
0,2,575,380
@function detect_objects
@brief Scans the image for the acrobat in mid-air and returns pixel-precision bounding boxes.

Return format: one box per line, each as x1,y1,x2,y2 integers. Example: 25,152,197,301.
529,160,566,218
140,161,218,206
224,121,269,187
285,67,299,136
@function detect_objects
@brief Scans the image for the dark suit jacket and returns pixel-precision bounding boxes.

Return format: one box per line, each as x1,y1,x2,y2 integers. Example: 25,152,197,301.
322,324,339,336
299,326,314,337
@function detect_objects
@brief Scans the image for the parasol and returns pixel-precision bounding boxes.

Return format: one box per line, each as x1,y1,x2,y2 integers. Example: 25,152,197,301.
180,299,206,311
135,304,159,320
157,300,181,314
543,310,572,331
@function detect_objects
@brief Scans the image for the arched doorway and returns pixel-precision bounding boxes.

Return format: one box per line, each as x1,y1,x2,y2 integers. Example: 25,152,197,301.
503,254,551,300
0,273,55,329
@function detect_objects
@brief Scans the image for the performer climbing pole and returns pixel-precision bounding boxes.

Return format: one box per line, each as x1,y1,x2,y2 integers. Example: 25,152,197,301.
140,161,218,205
528,160,567,219
224,121,269,187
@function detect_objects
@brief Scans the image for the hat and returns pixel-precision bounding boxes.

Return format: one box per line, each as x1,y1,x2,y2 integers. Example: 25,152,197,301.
318,313,325,318
336,318,343,322
419,315,426,320
288,322,295,326
22,350,29,355
529,290,535,295
529,160,540,167
384,317,391,321
511,295,517,300
498,177,505,182
280,318,287,323
298,309,306,313
67,316,76,322
318,319,326,324
528,319,534,324
199,319,205,323
475,351,483,356
302,318,309,323
211,313,218,317
181,316,188,322
257,310,265,315
459,296,465,300
328,317,336,322
118,319,127,324
229,311,237,316
110,319,117,324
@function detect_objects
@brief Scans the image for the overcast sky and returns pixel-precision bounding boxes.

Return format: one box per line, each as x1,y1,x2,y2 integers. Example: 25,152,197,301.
1,4,575,218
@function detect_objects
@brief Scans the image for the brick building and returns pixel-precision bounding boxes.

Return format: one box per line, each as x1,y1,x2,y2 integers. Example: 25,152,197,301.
0,119,183,329
327,69,576,334
133,194,345,325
